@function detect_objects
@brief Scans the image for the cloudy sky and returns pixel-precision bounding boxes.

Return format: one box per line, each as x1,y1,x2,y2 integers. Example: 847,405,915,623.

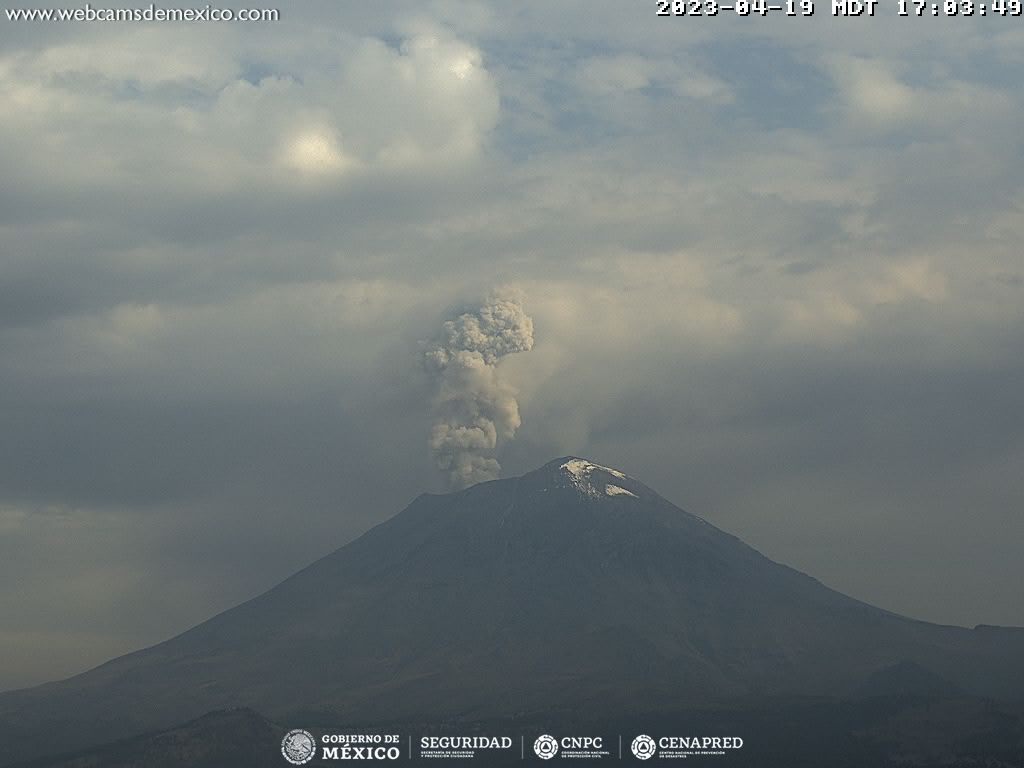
1,1,1023,691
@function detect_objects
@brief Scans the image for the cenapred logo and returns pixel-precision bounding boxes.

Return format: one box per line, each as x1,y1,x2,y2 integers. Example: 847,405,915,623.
281,729,317,765
631,734,657,760
534,734,559,760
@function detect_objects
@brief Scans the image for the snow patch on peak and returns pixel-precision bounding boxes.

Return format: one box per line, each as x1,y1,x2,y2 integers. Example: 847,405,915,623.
561,458,626,480
558,458,631,498
605,484,637,498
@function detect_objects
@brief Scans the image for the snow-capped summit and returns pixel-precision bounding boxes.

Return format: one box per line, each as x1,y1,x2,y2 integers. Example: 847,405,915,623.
554,457,638,499
514,456,643,500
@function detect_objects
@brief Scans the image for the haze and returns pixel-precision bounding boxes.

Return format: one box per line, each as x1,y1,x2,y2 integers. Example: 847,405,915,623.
1,2,1022,692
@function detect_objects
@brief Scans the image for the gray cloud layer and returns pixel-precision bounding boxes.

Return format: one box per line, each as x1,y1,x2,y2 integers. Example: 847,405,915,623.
1,3,1022,690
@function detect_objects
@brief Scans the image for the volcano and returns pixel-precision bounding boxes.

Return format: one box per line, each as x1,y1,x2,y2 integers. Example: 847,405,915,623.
1,457,1022,765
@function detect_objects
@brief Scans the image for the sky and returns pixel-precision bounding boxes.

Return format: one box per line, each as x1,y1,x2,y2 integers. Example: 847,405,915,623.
1,1,1023,692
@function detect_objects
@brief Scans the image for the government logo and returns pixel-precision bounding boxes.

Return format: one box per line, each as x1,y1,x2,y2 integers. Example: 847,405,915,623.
534,734,559,760
631,734,656,760
281,729,317,765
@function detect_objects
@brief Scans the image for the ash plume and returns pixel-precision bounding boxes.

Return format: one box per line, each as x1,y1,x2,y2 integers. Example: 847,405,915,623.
424,292,534,490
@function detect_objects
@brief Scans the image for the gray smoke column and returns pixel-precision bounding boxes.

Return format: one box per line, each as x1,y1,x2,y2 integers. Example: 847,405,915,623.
424,291,535,490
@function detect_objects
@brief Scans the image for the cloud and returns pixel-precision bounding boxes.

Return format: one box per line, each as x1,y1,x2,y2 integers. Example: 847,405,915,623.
576,53,733,104
0,24,499,203
280,127,354,176
867,259,949,304
779,291,863,341
826,54,1013,133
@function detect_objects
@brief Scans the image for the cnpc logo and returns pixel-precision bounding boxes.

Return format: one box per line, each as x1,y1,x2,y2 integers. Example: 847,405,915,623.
534,734,558,759
534,734,604,759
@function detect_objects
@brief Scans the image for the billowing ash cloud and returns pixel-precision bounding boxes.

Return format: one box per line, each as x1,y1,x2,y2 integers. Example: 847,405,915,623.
424,291,535,490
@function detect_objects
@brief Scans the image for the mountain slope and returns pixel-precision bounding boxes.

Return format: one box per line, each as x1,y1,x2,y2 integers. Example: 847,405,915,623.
1,457,1022,765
